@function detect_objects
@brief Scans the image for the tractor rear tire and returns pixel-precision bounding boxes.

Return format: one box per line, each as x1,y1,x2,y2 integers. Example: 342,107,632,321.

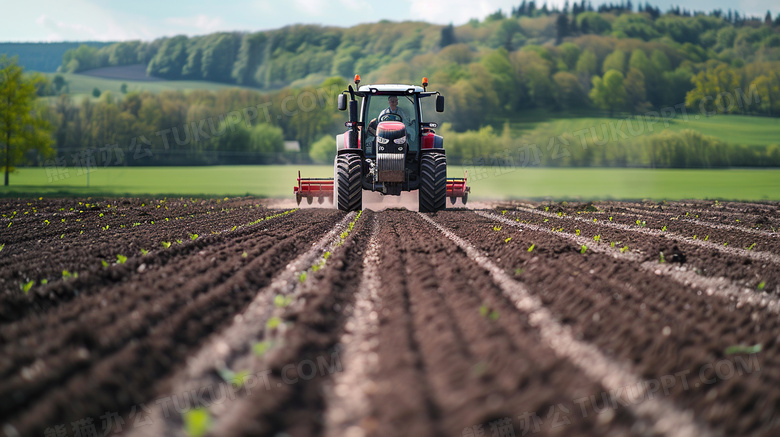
419,151,446,213
336,153,362,212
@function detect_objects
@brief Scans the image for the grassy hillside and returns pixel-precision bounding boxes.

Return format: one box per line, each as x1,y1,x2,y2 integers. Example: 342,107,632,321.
43,71,257,98
2,166,780,201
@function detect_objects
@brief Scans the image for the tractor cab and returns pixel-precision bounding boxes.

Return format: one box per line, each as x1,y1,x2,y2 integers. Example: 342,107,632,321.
361,86,422,158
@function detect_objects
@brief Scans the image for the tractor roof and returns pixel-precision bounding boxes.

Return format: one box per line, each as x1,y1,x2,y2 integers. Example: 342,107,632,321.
357,84,425,94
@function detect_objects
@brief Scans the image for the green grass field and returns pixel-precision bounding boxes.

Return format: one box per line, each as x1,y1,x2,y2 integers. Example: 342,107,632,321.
505,113,780,148
2,166,779,201
42,72,257,100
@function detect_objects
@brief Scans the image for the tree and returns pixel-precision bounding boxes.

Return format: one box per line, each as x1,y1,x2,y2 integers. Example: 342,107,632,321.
602,50,626,74
440,24,456,48
624,68,650,112
120,83,128,94
575,49,598,81
686,63,742,114
0,56,53,185
52,75,67,94
553,71,587,108
589,69,627,116
92,87,101,98
555,14,569,45
309,135,336,164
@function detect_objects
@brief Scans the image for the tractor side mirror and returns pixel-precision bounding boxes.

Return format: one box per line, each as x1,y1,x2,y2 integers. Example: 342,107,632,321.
348,99,358,122
337,94,347,111
436,95,445,113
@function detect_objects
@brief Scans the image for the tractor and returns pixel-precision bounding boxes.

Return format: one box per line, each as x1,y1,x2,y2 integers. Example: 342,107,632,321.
294,75,469,212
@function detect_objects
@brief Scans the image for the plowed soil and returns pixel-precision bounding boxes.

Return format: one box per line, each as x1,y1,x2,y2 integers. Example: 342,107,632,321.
1,198,779,437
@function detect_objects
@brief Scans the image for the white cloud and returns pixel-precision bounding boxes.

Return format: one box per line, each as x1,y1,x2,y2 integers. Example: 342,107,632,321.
29,2,155,41
165,14,227,33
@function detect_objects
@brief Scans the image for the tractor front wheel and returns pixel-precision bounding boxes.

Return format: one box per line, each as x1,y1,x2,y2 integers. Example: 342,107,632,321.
419,151,446,213
336,153,362,212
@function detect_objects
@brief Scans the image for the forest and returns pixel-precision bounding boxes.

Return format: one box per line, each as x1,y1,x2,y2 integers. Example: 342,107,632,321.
14,2,780,168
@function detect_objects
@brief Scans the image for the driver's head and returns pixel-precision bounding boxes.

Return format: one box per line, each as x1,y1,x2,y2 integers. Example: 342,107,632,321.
388,96,398,111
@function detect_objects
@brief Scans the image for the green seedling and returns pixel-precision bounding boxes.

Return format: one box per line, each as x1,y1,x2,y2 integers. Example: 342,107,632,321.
609,216,613,221
274,294,293,308
479,305,499,321
189,233,199,240
501,210,507,215
724,344,762,355
183,408,212,437
543,218,549,223
161,241,171,249
747,243,756,251
253,341,271,357
141,248,149,256
99,213,103,217
636,219,646,227
620,246,629,253
62,270,78,280
693,235,697,240
575,229,580,236
723,242,728,246
514,268,525,276
241,251,248,258
593,218,597,223
41,279,48,285
704,235,709,241
0,244,5,252
527,244,535,252
659,252,666,263
116,254,127,264
504,237,512,243
580,245,587,254
22,280,34,294
610,242,615,248
298,272,307,283
757,281,766,290
266,316,282,330
60,234,64,239
101,260,109,268
7,222,10,228
544,206,549,212
175,239,182,244
44,219,49,226
217,368,250,386
661,225,667,232
594,235,600,242
103,225,109,231
231,225,237,231
493,225,502,231
323,251,331,260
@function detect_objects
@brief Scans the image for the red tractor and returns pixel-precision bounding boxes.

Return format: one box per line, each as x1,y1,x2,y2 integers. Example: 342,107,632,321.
294,76,469,212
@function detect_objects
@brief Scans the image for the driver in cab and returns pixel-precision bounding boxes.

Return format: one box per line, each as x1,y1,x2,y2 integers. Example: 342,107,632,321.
379,96,408,122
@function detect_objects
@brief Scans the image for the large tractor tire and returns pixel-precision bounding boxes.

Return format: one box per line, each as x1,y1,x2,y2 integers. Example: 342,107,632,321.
335,153,362,212
419,151,447,213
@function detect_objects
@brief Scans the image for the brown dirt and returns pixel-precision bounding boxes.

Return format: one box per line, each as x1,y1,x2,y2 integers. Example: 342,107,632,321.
1,198,779,437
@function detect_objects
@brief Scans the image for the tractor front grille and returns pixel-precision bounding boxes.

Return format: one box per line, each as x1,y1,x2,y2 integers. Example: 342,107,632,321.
376,153,405,182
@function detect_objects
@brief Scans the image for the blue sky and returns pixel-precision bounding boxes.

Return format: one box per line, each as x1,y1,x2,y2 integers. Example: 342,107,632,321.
1,0,778,42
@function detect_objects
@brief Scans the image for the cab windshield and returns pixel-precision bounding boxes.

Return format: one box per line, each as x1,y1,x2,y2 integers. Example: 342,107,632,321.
363,94,418,157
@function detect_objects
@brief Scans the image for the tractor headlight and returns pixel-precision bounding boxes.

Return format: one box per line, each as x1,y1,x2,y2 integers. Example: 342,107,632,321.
393,136,406,144
377,137,389,144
